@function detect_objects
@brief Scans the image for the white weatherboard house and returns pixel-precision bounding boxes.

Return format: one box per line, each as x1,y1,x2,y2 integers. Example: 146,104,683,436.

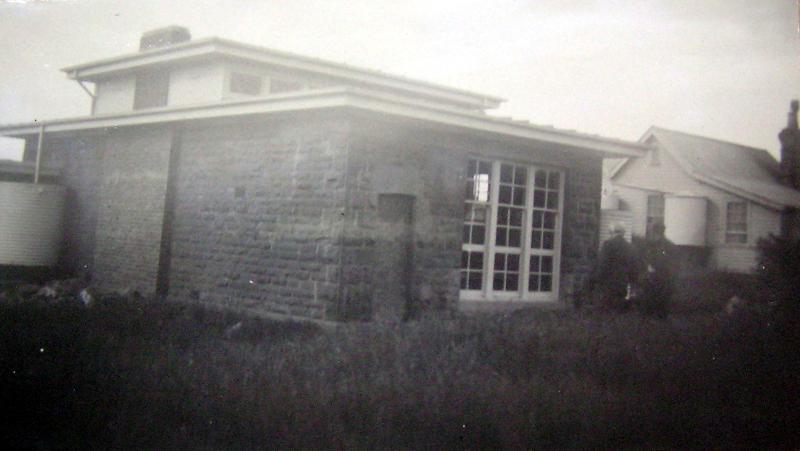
603,125,800,273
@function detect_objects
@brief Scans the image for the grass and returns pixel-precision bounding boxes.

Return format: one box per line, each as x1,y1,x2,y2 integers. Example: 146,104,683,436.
0,273,798,449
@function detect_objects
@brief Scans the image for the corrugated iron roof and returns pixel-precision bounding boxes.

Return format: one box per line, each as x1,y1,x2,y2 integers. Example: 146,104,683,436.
613,126,800,209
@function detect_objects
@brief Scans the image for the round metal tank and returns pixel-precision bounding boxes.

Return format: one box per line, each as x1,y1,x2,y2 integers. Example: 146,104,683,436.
0,181,66,266
664,195,707,246
601,190,620,210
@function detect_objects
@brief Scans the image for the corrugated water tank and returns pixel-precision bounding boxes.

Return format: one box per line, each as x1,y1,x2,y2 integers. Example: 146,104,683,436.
0,181,65,266
664,195,707,246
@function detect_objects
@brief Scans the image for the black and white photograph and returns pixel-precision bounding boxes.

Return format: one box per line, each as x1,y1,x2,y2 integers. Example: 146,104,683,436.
1,0,799,448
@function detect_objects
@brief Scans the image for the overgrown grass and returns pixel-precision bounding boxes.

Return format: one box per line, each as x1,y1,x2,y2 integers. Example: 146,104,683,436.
1,275,798,448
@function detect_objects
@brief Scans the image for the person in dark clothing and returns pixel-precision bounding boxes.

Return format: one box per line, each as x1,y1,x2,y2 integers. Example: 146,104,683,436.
640,222,675,318
590,223,641,311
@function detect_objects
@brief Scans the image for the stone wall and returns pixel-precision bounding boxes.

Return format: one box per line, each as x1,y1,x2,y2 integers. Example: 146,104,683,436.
92,126,173,294
34,112,602,320
343,118,603,315
166,115,349,320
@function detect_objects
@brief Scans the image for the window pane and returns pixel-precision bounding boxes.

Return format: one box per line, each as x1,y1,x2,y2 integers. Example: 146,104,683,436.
533,210,544,228
472,226,485,245
230,72,262,95
134,71,170,110
494,253,505,270
514,167,527,185
530,255,540,272
468,272,483,289
547,172,559,189
534,190,546,208
507,254,519,271
473,174,490,202
461,251,469,269
540,275,553,291
498,207,510,224
541,256,553,273
500,164,514,183
532,231,542,249
529,275,540,291
473,206,487,223
543,211,556,230
535,170,547,187
461,271,468,289
493,274,504,290
499,186,512,204
510,208,523,226
462,225,471,244
508,229,521,247
506,274,519,291
496,228,507,246
543,231,555,249
546,191,559,209
469,252,484,270
466,160,491,202
513,187,526,206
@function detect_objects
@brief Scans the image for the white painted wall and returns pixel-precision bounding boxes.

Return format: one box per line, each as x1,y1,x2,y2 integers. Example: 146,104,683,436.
93,75,135,115
168,62,225,106
611,141,783,273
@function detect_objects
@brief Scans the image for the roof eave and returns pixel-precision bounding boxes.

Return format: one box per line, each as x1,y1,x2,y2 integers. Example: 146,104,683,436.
0,87,645,158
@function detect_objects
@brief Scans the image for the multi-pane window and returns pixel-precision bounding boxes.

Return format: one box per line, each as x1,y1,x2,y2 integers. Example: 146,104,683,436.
725,201,748,244
529,169,560,293
646,194,665,240
460,159,563,300
460,160,492,291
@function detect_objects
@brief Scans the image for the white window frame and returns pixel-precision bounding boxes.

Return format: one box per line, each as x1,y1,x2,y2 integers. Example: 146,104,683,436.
460,159,565,303
725,201,748,245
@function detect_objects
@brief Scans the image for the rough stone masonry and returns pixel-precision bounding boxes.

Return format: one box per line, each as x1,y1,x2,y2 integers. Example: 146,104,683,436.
37,110,602,321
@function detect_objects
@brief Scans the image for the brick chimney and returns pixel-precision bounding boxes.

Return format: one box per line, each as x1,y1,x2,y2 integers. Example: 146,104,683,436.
139,26,191,51
779,100,800,190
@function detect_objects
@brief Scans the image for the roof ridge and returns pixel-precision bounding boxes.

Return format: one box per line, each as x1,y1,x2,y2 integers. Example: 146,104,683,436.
650,125,771,154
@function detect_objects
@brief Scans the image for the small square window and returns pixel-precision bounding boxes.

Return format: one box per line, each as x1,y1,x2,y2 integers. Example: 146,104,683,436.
230,72,262,95
133,70,169,110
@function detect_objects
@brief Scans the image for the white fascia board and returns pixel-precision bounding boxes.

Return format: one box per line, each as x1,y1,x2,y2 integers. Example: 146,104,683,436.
62,41,219,79
693,173,784,211
0,87,646,157
343,91,647,157
0,89,351,136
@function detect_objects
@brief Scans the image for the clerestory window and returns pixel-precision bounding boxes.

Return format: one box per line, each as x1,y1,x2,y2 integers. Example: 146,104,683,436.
460,159,564,301
133,70,170,110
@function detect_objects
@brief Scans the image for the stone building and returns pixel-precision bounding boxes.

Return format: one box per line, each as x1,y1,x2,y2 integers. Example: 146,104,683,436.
0,27,645,321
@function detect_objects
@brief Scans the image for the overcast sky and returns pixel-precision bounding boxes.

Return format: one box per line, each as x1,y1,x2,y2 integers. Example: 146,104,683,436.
0,0,797,160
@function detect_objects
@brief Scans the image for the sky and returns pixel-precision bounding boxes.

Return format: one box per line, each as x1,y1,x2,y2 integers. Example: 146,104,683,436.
0,0,798,160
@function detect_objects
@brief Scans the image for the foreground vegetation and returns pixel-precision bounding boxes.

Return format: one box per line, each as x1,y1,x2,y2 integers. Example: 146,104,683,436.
0,271,798,448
